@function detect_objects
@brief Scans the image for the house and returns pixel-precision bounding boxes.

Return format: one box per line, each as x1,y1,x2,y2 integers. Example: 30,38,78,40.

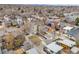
27,18,33,22
64,12,79,24
5,27,23,37
29,23,37,34
71,46,79,54
4,15,10,21
3,15,12,27
26,48,39,54
46,16,61,30
11,19,17,26
57,38,76,47
0,20,4,28
28,35,45,53
46,42,63,53
21,41,33,50
7,50,15,54
0,29,5,37
28,35,42,46
63,26,74,33
14,48,25,54
16,16,23,26
2,49,8,54
43,32,55,44
55,36,76,53
43,46,53,54
44,32,53,40
68,27,79,40
38,25,56,44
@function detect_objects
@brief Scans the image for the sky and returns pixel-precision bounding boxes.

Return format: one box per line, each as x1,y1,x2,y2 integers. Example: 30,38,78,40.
0,0,79,5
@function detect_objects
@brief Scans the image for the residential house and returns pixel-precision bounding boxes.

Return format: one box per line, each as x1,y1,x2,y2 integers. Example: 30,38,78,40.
71,46,79,54
26,48,39,54
46,42,63,54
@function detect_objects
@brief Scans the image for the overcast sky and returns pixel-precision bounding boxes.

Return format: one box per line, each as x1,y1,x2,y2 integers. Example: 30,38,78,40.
0,0,79,5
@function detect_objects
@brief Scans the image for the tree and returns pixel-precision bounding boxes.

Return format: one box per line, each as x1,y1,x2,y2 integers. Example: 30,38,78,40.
29,35,42,46
18,7,21,10
58,13,65,17
3,33,15,50
0,8,3,10
14,35,25,48
75,17,79,26
21,9,24,13
3,33,25,50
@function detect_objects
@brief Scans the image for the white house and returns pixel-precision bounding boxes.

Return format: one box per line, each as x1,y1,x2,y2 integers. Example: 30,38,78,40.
16,16,23,26
26,48,39,54
71,46,79,54
63,26,74,33
29,23,37,34
57,39,76,47
46,42,63,53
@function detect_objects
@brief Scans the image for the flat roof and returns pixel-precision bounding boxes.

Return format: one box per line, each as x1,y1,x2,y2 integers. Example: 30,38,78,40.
71,47,79,53
57,39,76,47
68,28,79,39
63,26,73,30
46,42,63,53
26,48,39,54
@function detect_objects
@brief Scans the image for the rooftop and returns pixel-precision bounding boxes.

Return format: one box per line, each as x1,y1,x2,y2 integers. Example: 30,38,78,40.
57,39,76,47
68,27,79,39
46,42,63,53
71,46,79,53
63,26,74,31
26,48,39,54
